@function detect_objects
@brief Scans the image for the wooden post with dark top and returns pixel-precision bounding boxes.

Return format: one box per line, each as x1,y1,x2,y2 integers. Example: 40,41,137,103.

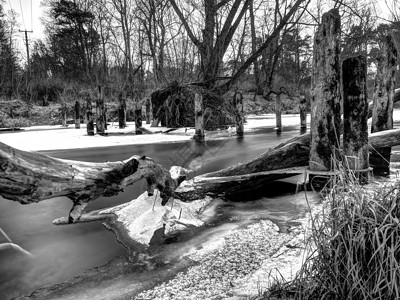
118,91,126,129
86,95,94,136
233,91,244,136
74,101,80,129
309,8,341,172
194,92,204,141
96,86,106,135
300,94,307,132
145,98,151,124
370,34,398,176
343,56,369,183
275,93,282,133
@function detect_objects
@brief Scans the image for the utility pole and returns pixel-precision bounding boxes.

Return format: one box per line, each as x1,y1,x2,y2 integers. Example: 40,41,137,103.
19,29,33,101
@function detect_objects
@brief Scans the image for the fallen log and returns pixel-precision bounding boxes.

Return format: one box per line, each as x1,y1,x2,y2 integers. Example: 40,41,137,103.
2,128,400,224
0,141,187,223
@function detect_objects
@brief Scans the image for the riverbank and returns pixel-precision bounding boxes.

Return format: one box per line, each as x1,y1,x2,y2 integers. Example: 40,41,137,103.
2,113,400,299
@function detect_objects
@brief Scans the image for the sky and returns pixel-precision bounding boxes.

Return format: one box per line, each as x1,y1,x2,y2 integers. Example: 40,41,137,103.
3,0,396,61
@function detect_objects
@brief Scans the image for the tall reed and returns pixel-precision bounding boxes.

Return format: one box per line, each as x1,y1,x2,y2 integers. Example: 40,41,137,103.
265,160,400,300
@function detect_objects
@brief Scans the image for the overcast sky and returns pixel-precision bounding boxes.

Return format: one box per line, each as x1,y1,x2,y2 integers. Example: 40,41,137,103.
4,0,396,61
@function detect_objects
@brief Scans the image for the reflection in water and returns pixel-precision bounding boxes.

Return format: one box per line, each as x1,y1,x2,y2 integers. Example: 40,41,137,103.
0,126,312,299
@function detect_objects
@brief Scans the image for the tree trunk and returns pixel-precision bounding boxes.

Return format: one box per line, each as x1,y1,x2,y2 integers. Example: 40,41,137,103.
370,35,398,176
74,101,80,129
118,92,126,129
96,86,106,135
342,56,369,183
86,96,94,136
194,93,204,141
233,91,244,136
309,8,341,171
135,108,143,134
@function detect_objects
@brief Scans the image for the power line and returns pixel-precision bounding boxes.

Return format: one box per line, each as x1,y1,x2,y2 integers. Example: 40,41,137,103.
18,0,26,30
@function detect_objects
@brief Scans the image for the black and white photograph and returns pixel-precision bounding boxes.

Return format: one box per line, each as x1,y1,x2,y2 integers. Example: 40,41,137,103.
1,0,400,299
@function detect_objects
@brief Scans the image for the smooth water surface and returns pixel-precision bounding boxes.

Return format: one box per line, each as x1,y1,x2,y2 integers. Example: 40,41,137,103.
0,122,310,299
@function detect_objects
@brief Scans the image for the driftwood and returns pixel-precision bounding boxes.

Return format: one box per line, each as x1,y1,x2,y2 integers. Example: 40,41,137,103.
0,141,187,223
2,127,400,225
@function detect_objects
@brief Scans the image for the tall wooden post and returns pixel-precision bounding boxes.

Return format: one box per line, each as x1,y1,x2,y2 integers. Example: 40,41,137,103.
343,56,369,183
86,95,94,136
300,94,307,132
96,86,106,135
118,91,126,129
74,101,80,129
233,91,244,136
194,92,204,141
145,98,151,124
275,93,282,133
135,101,143,134
370,34,398,176
309,9,341,172
61,101,67,127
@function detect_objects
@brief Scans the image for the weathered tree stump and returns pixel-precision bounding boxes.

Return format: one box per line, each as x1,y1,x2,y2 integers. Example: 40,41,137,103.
145,98,151,124
343,56,369,183
370,34,398,176
96,86,106,135
300,94,307,132
74,101,80,129
275,93,282,133
118,92,126,129
86,95,94,136
309,8,341,172
194,93,204,141
233,91,244,136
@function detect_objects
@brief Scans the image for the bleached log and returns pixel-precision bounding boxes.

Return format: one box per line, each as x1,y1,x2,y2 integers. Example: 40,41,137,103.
0,141,184,223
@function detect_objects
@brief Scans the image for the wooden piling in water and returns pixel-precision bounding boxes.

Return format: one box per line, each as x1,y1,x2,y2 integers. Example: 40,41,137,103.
135,101,143,134
194,92,204,141
370,34,398,176
300,94,307,132
233,91,244,136
145,98,151,124
118,91,126,129
343,55,369,183
96,86,106,135
86,95,94,136
309,8,341,172
275,93,282,133
61,101,67,127
74,101,80,129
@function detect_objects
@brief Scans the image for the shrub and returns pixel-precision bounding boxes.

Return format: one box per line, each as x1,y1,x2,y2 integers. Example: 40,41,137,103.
265,164,400,299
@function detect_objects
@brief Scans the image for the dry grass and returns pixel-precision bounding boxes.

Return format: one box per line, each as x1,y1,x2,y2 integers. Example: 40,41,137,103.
262,161,400,300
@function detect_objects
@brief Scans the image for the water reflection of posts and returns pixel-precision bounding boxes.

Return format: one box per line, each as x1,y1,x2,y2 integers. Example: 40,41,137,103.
300,94,307,133
343,56,369,184
86,95,94,136
370,34,398,176
194,93,204,141
233,91,244,136
74,101,80,129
